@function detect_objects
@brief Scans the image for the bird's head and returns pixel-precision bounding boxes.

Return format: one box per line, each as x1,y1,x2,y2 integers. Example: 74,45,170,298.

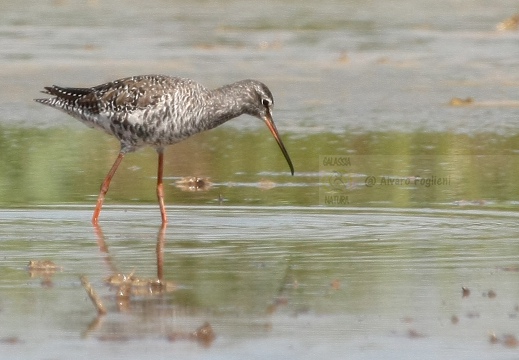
241,80,294,176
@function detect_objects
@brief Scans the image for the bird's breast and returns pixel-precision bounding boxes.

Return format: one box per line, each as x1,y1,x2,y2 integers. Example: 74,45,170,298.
105,103,205,150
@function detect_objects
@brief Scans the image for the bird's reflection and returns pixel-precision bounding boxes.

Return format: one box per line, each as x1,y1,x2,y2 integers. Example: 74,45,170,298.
92,224,117,274
156,223,166,282
90,222,172,314
83,223,168,337
93,223,167,281
83,223,215,346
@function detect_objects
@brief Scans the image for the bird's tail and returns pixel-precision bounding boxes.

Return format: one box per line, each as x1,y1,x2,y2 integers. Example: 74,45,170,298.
38,85,92,101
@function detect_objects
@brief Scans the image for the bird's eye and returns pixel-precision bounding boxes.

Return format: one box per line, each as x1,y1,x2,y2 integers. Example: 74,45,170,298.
262,98,271,107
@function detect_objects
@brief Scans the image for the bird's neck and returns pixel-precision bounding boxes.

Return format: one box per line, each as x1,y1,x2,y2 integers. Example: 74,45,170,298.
201,82,253,130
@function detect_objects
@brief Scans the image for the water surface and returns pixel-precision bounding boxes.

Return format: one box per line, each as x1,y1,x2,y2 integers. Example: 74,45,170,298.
1,0,519,359
2,207,519,359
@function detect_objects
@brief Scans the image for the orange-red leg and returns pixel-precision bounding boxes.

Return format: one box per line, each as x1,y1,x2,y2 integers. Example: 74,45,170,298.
92,152,125,225
157,151,168,224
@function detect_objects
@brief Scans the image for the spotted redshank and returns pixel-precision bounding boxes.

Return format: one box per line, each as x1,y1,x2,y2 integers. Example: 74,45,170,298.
35,75,294,225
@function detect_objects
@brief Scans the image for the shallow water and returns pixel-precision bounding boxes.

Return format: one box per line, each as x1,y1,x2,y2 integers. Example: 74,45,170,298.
2,206,519,359
1,0,519,359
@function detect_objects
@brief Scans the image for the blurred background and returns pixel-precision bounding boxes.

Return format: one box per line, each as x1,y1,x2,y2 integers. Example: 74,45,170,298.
1,0,518,208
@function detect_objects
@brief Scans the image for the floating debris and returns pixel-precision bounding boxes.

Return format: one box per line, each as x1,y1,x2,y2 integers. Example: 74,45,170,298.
27,260,62,278
80,275,107,315
462,286,470,298
449,97,473,106
503,334,519,348
486,290,497,299
337,51,349,64
489,332,519,348
451,315,459,325
407,329,426,338
496,14,519,31
489,332,499,344
105,272,176,296
167,322,216,347
266,296,289,315
330,278,341,290
192,322,216,345
27,260,62,287
175,177,212,191
27,260,61,271
500,266,519,272
401,316,414,324
0,336,23,344
259,39,282,50
105,271,136,286
258,179,276,190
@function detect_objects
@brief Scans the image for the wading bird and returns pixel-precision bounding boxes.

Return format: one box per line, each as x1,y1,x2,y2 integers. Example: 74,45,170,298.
35,75,294,225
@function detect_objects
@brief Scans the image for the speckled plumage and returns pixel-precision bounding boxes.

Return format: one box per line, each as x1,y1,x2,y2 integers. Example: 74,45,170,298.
36,75,276,153
35,74,294,225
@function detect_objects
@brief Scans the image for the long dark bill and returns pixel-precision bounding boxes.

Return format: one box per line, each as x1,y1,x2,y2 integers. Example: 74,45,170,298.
264,113,295,175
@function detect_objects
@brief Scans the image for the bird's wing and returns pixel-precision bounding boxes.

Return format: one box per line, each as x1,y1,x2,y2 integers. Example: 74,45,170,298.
92,75,173,112
39,75,176,115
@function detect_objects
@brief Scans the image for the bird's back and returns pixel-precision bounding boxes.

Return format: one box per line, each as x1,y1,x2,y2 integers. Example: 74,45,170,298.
35,75,210,151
